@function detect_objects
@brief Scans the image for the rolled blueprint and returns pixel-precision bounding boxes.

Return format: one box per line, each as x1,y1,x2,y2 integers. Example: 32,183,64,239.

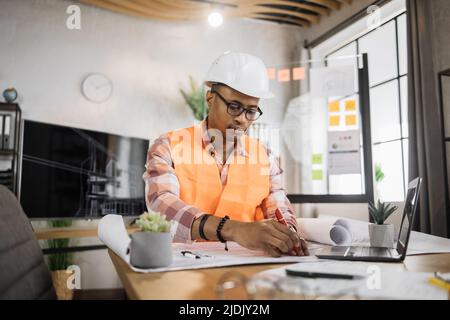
297,217,370,246
98,214,132,263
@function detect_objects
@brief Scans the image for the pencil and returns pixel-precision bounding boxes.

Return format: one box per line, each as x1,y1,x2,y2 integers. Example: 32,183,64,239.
428,277,450,291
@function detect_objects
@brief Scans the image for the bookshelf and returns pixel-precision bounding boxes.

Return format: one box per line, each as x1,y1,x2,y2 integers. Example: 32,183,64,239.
0,103,21,196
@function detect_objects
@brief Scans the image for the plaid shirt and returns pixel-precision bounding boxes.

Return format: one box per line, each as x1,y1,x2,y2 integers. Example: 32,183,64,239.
142,119,297,243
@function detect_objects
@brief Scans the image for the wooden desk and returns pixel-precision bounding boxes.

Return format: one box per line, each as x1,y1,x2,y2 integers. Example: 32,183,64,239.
35,226,139,240
109,250,450,300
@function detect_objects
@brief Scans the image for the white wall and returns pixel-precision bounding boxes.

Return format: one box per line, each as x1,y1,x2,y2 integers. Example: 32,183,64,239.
0,0,301,141
0,0,303,289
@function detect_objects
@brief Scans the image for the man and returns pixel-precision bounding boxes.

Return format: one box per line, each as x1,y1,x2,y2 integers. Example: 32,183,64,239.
143,52,308,257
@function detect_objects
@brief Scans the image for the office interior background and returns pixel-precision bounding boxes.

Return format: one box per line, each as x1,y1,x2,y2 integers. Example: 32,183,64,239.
0,0,449,291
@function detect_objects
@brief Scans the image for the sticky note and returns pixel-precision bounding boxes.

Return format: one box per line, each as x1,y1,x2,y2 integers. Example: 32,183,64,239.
267,68,276,80
328,100,340,113
346,115,357,126
292,67,305,80
278,69,290,82
312,154,323,164
345,100,356,111
312,170,323,180
329,115,340,127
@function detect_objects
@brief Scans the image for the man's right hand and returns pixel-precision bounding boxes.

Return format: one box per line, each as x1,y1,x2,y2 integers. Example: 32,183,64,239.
224,219,308,257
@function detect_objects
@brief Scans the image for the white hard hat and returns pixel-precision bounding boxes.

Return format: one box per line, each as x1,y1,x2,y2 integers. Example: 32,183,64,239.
205,51,274,99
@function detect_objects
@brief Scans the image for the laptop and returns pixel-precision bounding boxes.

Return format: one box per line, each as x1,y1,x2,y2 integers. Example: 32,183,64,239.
316,177,422,263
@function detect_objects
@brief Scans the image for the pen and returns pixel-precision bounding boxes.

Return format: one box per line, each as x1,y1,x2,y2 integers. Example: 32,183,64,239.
286,269,360,280
180,250,214,259
275,208,301,256
181,251,200,259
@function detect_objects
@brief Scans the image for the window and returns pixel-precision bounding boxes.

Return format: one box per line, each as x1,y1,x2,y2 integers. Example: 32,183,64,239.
366,14,408,202
310,0,408,202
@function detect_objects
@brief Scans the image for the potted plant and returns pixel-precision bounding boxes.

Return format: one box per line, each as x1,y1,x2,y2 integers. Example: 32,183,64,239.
374,163,385,202
47,219,75,300
180,75,207,121
368,200,398,248
130,211,172,268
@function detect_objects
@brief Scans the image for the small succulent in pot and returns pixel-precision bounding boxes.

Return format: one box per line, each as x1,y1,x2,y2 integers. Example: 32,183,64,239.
130,211,173,269
135,211,171,233
368,200,397,225
368,200,398,248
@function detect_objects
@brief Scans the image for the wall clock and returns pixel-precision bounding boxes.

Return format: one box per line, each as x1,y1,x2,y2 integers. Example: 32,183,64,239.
81,73,113,103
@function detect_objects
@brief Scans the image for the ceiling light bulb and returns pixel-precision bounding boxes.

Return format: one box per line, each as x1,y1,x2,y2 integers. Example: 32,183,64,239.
208,12,223,27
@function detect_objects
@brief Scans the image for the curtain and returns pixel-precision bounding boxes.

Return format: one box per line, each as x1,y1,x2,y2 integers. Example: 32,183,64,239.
407,0,449,237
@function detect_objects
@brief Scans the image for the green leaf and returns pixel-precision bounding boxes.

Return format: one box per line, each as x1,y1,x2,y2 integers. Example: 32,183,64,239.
180,76,207,121
136,211,171,233
375,163,385,183
368,200,398,225
382,203,398,223
46,220,74,271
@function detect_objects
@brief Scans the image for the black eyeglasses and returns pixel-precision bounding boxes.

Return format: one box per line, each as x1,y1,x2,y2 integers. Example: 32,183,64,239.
211,89,263,121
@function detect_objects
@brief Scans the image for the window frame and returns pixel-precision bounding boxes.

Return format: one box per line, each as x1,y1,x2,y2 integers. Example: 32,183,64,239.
288,11,408,204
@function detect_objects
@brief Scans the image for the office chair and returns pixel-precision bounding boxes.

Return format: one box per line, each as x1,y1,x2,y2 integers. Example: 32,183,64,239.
0,185,56,299
0,185,127,300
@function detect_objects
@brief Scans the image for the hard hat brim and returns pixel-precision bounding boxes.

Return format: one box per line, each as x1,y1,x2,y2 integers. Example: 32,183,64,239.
204,81,274,99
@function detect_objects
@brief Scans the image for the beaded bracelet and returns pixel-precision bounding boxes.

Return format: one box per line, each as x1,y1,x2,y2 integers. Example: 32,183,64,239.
216,215,230,251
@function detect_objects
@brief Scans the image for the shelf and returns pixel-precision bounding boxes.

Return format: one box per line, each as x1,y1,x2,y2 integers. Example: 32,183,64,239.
34,225,140,240
0,149,16,156
0,103,20,111
86,193,109,199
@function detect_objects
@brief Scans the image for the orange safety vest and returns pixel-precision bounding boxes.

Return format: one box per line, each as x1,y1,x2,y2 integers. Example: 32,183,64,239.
167,125,270,222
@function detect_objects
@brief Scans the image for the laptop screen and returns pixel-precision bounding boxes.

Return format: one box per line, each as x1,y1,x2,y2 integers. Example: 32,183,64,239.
396,178,422,256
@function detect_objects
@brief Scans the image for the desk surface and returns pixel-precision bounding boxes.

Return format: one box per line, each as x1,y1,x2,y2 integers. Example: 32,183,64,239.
109,250,450,300
35,226,139,240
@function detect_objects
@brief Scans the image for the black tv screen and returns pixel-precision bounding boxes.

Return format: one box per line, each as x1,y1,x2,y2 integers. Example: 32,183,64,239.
20,120,148,219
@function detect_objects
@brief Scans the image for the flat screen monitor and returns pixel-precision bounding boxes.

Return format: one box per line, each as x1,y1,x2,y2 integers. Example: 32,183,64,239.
20,120,148,219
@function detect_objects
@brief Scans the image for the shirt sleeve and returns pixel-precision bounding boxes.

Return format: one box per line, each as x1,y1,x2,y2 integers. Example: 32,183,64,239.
142,134,204,243
260,146,298,231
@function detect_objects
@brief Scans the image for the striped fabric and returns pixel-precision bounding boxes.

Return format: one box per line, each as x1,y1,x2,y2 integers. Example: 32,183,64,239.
142,119,297,243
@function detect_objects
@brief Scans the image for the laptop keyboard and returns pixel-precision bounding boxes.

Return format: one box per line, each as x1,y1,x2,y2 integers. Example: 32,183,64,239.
347,247,393,257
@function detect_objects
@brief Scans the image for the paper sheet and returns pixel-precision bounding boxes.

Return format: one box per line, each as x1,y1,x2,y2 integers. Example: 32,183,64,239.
131,242,323,273
328,130,361,174
256,261,448,300
408,231,450,255
98,214,322,273
310,65,356,98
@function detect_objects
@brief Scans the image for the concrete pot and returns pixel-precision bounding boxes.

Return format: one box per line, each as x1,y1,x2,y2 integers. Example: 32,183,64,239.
130,231,172,268
368,224,395,248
